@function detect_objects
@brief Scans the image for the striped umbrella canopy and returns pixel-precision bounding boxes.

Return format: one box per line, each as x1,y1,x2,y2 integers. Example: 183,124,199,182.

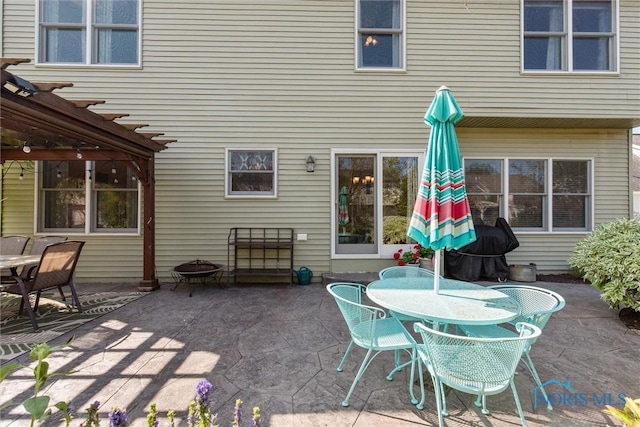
407,86,476,293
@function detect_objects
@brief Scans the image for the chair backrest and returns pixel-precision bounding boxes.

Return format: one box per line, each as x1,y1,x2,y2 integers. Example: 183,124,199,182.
490,285,566,330
1,236,30,255
378,266,435,279
30,241,85,291
414,322,541,390
28,236,69,255
326,283,385,347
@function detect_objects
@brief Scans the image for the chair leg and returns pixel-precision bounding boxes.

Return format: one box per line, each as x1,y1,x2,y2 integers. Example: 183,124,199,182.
510,378,528,427
337,340,354,372
342,348,374,407
68,284,83,313
14,279,39,332
57,285,67,301
523,352,552,410
407,348,418,405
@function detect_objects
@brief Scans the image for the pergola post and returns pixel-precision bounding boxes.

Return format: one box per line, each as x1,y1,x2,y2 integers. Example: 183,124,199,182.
138,156,159,291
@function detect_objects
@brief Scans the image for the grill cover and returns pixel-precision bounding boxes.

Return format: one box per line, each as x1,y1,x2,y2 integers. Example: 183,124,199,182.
444,218,519,281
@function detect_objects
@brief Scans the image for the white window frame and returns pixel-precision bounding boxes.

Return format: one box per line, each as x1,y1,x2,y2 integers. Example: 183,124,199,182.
225,148,278,199
521,0,619,74
465,157,594,232
355,0,407,72
331,148,424,259
36,0,142,66
36,161,141,235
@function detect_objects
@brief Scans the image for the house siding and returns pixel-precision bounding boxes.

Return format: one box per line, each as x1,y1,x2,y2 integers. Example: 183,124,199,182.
1,0,639,282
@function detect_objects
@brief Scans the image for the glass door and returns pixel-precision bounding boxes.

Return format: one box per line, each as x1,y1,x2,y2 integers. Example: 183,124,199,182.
336,155,376,254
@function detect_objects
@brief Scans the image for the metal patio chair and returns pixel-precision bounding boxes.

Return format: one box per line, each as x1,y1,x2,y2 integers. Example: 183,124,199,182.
1,235,30,283
20,236,69,279
378,265,436,325
459,285,566,411
327,282,418,407
2,241,85,331
413,321,541,427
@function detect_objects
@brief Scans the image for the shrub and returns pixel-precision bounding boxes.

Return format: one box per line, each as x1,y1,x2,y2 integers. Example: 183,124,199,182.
568,218,640,312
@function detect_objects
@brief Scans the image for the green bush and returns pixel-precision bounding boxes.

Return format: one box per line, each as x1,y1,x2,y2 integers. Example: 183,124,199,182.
383,216,409,244
568,218,640,312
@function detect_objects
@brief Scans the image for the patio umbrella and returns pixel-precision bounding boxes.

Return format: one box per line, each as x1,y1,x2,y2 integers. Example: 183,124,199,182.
338,186,350,233
407,86,477,293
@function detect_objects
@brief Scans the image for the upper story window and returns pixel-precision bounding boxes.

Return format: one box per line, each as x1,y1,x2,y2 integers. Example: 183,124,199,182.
465,158,592,231
523,0,617,72
356,0,405,70
38,161,139,233
37,0,140,65
226,149,278,198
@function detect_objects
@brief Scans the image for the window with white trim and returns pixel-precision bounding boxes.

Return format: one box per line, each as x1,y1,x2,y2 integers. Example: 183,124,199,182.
38,0,140,65
356,0,405,70
226,149,277,197
523,0,617,72
38,160,139,233
465,158,592,231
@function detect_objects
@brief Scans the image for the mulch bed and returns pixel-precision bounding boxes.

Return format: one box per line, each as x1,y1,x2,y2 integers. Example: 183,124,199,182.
536,273,589,284
536,274,640,333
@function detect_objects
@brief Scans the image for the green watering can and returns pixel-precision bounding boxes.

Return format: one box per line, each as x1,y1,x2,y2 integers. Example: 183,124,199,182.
295,267,313,285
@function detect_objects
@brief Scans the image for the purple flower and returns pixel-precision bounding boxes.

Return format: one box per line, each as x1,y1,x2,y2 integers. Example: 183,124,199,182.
232,399,243,426
195,379,213,405
108,407,129,427
251,406,261,427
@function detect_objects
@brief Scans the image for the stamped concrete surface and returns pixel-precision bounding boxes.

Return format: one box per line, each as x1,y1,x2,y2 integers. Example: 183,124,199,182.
0,278,638,426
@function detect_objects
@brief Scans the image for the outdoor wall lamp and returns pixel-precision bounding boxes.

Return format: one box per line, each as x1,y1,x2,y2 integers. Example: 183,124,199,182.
76,148,83,159
22,141,31,153
306,156,316,172
3,75,38,97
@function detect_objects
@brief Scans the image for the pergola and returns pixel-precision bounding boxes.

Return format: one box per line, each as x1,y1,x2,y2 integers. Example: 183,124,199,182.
0,58,175,290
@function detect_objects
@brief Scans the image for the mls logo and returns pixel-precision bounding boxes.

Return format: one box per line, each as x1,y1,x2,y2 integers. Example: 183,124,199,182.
531,378,576,410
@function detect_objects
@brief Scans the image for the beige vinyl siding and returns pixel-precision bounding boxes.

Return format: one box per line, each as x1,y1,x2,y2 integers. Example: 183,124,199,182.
2,0,638,281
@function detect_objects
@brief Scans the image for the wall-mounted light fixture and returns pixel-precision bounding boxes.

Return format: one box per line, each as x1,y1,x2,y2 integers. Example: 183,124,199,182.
306,156,316,173
22,141,31,153
76,148,83,159
3,75,38,97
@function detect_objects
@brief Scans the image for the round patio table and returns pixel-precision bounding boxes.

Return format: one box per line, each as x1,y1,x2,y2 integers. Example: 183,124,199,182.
367,277,519,326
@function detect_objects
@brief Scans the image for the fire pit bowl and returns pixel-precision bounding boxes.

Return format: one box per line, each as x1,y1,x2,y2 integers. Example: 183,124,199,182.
171,259,224,296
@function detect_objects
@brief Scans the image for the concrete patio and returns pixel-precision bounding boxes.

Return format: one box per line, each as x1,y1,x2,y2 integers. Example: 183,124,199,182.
1,277,638,426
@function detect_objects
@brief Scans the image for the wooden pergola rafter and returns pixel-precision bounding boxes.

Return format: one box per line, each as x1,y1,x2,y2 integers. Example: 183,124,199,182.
0,58,176,291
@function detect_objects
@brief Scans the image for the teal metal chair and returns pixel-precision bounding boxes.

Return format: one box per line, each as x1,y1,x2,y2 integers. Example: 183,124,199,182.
459,285,566,411
413,321,541,427
378,265,436,279
327,282,418,407
378,266,436,325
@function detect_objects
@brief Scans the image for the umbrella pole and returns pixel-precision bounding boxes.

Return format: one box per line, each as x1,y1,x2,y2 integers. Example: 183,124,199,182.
433,251,441,294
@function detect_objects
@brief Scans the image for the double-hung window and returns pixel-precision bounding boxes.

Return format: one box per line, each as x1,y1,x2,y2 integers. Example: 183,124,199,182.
522,0,617,72
226,149,278,197
39,161,139,233
38,0,140,65
356,0,405,70
465,158,592,231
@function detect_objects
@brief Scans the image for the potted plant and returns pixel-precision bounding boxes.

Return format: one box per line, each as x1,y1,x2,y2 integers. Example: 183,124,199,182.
393,244,434,267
